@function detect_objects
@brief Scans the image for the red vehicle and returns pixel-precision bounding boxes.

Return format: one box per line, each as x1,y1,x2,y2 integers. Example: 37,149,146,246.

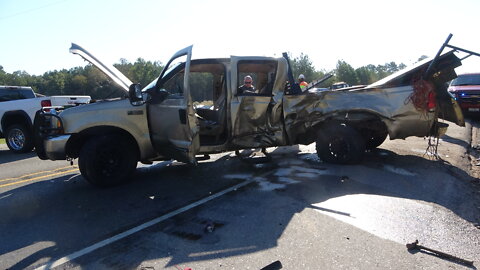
448,73,480,113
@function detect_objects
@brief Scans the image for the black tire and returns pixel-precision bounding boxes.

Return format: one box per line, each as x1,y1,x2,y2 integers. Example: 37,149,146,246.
33,111,48,159
78,135,138,187
363,128,388,150
316,123,366,164
5,124,34,153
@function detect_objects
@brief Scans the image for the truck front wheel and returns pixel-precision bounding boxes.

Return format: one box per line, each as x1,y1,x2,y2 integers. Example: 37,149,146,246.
316,123,366,164
79,135,138,187
6,124,34,153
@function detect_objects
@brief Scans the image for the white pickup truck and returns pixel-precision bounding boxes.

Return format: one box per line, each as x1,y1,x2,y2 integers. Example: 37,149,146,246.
0,85,91,153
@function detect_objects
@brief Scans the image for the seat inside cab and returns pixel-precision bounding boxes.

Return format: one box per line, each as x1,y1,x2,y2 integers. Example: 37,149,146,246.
189,61,228,145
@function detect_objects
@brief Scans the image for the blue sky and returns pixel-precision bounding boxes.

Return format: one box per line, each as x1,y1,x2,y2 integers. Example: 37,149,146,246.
1,0,479,76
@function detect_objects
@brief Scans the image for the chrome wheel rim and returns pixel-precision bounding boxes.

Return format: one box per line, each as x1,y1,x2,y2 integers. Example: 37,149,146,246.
8,128,25,150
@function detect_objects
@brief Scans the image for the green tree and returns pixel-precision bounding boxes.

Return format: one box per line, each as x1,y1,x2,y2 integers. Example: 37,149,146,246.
0,65,6,84
336,60,359,85
42,70,69,95
70,74,88,95
0,53,409,98
355,66,373,85
286,52,330,87
291,53,317,82
417,55,429,62
114,58,163,87
385,62,399,73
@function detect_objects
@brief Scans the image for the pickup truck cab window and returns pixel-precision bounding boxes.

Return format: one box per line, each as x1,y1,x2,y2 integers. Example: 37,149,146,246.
236,60,277,97
0,88,36,102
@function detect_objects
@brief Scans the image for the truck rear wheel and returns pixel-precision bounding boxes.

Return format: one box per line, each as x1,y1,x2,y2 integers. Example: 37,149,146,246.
6,124,34,153
79,135,138,187
362,128,388,150
316,123,365,164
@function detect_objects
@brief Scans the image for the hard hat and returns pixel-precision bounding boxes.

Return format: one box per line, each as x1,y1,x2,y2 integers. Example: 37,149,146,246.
298,74,305,79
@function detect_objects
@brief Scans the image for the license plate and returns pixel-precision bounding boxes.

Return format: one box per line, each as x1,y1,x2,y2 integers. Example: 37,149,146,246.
468,108,480,112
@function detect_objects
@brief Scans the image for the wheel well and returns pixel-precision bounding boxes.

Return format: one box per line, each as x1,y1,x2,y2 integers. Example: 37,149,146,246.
313,111,388,137
1,111,32,134
65,126,140,159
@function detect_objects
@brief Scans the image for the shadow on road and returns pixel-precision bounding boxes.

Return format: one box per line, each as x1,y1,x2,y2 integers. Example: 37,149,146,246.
0,155,246,270
1,146,478,269
441,134,471,148
0,148,37,164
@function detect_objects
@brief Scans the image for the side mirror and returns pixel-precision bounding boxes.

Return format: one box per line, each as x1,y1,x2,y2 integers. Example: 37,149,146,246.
128,83,144,106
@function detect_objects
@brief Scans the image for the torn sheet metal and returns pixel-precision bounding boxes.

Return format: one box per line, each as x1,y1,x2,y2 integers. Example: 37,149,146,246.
282,51,464,145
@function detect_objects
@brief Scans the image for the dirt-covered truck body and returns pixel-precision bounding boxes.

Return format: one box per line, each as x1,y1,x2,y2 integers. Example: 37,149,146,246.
35,38,471,187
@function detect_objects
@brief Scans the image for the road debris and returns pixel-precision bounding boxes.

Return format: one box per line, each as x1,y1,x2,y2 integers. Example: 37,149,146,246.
406,240,473,266
236,148,272,164
174,266,192,270
204,220,215,233
260,260,282,270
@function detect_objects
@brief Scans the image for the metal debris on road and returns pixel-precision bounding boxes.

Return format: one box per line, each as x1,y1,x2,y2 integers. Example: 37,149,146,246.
260,260,282,270
406,240,474,266
204,220,215,233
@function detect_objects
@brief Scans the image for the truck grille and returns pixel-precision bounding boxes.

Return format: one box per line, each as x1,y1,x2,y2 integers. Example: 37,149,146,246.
457,91,480,104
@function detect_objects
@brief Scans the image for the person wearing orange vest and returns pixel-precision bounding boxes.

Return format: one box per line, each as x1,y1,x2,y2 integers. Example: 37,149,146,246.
298,74,308,90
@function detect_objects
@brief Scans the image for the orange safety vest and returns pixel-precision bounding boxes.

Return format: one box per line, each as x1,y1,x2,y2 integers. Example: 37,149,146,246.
299,81,308,89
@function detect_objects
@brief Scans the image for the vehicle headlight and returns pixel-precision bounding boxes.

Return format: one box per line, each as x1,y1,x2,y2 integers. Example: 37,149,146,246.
48,115,64,135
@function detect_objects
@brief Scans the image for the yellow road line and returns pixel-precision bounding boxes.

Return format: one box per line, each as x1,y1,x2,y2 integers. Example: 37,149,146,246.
0,165,77,183
0,168,79,188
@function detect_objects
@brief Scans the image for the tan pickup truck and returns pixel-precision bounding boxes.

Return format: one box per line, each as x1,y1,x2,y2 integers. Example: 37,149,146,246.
35,35,475,187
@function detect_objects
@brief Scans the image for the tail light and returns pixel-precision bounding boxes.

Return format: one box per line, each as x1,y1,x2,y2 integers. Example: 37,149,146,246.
41,99,52,112
427,91,436,111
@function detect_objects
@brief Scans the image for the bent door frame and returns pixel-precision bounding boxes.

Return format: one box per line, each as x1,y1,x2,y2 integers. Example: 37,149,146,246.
148,45,200,163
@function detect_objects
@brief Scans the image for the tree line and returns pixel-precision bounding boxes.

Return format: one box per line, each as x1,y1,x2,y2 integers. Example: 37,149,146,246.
290,53,417,88
0,58,163,100
0,54,424,99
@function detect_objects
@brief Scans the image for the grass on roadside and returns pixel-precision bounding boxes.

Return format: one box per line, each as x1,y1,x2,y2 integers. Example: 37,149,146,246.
0,138,5,144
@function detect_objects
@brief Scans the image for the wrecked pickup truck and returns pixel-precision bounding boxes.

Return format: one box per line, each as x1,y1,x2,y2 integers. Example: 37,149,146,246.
34,35,472,187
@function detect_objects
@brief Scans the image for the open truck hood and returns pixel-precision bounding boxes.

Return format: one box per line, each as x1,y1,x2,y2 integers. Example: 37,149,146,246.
70,43,133,92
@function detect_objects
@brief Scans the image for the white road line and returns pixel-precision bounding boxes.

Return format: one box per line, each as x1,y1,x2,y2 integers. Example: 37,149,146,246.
35,179,254,270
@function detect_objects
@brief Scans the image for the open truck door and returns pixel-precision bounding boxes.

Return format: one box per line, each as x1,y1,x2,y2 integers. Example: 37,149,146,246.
147,45,200,164
229,56,287,148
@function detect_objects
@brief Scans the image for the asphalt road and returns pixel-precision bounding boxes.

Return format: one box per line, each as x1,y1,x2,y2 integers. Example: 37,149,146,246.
1,120,479,270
